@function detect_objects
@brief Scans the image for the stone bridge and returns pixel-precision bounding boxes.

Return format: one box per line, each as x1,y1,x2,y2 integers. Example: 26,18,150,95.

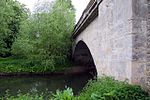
72,0,150,92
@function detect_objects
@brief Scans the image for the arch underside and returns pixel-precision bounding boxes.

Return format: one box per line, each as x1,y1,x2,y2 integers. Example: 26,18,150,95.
73,41,97,77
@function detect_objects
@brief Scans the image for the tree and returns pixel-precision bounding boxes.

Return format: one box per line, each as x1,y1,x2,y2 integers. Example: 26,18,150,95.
0,0,28,57
12,0,75,71
36,0,75,70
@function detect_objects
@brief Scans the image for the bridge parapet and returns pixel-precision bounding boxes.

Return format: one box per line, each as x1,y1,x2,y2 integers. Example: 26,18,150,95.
73,0,102,39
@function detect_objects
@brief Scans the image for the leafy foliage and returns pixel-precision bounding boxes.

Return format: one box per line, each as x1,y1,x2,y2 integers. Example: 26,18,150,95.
78,77,150,100
2,93,44,100
12,0,75,72
0,57,33,72
0,57,67,73
0,0,28,57
51,87,74,100
1,88,74,100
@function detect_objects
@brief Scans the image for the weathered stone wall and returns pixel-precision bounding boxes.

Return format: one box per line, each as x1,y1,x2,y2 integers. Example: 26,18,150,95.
131,0,150,92
96,0,133,81
74,0,133,82
73,0,150,92
147,0,150,93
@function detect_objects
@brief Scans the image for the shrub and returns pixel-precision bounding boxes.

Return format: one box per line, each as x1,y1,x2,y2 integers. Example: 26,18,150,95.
79,77,150,100
51,87,74,100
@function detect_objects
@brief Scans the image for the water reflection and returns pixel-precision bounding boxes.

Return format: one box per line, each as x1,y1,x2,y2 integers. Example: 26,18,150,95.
0,73,92,97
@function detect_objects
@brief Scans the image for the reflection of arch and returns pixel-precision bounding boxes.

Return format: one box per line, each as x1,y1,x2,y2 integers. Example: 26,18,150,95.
73,40,97,77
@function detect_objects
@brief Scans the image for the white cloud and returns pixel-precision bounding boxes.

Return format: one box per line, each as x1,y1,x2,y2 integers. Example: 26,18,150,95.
17,0,90,22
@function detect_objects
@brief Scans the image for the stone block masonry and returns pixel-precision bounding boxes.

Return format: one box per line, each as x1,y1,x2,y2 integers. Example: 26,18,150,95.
131,0,150,93
72,0,150,93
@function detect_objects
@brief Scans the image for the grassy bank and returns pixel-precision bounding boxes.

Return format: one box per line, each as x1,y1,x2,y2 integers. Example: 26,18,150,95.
1,77,150,100
0,57,71,73
0,57,31,73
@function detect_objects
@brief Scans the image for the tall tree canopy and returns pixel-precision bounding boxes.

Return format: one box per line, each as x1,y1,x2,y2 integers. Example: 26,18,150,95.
0,0,28,57
12,0,75,71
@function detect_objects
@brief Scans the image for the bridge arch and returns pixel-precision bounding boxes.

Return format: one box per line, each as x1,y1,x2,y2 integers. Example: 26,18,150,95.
72,40,97,77
71,0,150,92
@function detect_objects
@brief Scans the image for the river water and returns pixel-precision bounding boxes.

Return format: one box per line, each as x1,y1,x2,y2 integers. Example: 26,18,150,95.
0,73,92,97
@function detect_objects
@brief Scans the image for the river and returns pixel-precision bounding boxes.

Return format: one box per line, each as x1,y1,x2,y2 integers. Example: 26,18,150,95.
0,73,93,97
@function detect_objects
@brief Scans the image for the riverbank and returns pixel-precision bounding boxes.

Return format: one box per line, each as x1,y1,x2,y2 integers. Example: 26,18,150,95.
0,57,95,76
0,57,70,73
1,77,150,100
0,66,94,77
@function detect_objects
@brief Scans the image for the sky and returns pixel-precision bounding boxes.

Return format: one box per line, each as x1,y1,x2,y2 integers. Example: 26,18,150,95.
17,0,90,22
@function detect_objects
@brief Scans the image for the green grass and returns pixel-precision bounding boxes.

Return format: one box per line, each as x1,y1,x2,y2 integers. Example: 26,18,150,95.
0,57,70,73
0,57,35,73
1,77,150,100
0,57,26,72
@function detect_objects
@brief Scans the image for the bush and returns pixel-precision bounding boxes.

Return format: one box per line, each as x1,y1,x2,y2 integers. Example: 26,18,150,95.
78,77,150,100
51,87,74,100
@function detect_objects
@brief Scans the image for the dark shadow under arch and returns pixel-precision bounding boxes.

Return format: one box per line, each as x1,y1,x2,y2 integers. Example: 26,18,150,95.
73,41,97,77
